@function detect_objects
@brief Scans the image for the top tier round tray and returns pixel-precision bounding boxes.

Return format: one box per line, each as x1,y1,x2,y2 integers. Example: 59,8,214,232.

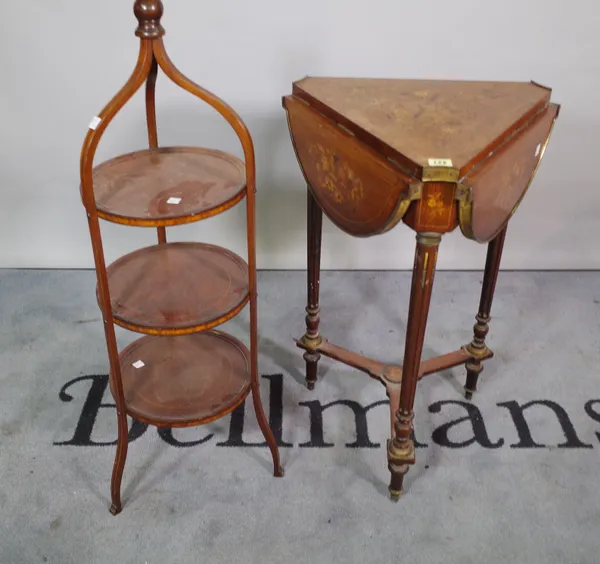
78,0,282,516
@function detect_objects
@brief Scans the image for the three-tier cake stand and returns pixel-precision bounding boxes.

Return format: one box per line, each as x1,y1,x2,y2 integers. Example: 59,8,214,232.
79,0,282,515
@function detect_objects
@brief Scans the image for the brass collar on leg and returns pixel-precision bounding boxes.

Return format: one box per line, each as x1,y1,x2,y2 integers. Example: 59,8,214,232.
416,232,442,246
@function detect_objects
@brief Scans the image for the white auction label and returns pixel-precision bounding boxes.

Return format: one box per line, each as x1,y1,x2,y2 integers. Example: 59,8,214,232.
428,158,453,167
167,197,182,204
89,116,102,130
132,360,145,369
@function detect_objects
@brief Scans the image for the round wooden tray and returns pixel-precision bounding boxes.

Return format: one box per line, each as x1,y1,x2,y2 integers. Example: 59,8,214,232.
90,147,246,226
112,332,251,427
103,242,249,335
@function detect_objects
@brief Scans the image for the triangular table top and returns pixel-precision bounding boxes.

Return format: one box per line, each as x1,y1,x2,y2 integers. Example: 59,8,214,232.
292,77,551,176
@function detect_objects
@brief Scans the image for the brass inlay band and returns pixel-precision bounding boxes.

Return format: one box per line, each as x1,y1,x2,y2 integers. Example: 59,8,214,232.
463,343,492,360
388,439,415,462
337,123,356,137
421,253,429,288
416,232,442,247
300,333,323,350
380,181,423,235
455,183,475,239
422,165,460,183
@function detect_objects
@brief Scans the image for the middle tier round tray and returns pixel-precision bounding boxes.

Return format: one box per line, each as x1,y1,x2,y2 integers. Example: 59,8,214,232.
101,242,249,335
111,332,251,427
89,146,247,226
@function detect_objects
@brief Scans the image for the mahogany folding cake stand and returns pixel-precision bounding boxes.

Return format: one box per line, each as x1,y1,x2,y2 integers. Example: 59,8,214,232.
283,77,559,499
79,0,282,515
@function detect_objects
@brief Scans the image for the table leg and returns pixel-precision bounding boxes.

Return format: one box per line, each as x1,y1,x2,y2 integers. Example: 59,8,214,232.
109,411,128,515
464,226,507,399
388,232,441,499
303,186,323,390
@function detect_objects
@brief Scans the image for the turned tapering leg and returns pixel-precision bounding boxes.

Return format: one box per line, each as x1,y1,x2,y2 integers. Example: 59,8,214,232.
388,232,440,500
464,226,507,400
303,187,323,390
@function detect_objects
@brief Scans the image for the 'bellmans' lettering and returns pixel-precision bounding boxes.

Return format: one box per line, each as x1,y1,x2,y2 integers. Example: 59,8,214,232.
217,375,293,447
429,400,503,449
498,400,593,449
53,373,600,452
54,375,147,446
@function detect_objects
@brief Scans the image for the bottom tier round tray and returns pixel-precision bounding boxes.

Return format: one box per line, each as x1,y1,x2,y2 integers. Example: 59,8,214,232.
111,332,251,427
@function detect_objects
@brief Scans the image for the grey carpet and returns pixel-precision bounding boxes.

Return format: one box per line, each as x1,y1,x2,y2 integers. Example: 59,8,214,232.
1,269,599,563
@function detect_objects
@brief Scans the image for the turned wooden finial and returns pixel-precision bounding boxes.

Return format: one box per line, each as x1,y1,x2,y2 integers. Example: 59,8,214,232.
134,0,165,39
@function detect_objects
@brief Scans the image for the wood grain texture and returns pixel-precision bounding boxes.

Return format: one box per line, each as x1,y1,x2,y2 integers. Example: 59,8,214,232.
461,103,559,242
152,37,282,477
103,242,249,335
79,39,155,516
388,233,440,499
284,74,559,500
91,147,246,226
303,188,323,389
113,332,251,427
80,1,283,515
134,0,165,38
143,55,167,243
293,77,550,177
402,182,458,233
464,227,507,399
284,95,413,237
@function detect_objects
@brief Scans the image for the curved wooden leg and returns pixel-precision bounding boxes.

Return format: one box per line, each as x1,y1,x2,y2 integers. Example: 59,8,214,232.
251,374,284,477
388,232,440,499
303,187,323,390
109,410,129,515
248,285,283,476
86,212,130,516
464,226,507,399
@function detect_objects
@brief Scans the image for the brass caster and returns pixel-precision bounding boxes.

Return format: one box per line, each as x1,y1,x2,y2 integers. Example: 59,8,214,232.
109,503,122,516
389,488,403,502
307,382,315,391
275,467,285,478
464,388,474,400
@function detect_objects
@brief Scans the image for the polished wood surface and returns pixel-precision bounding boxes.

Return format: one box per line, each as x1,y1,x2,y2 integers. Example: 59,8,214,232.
113,332,251,427
463,104,559,242
91,147,246,226
285,77,558,244
293,77,550,176
303,188,323,388
79,0,282,515
134,0,165,38
296,337,492,384
284,95,413,236
402,181,458,233
144,55,166,243
285,75,559,500
103,242,249,335
465,226,507,399
388,233,439,499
